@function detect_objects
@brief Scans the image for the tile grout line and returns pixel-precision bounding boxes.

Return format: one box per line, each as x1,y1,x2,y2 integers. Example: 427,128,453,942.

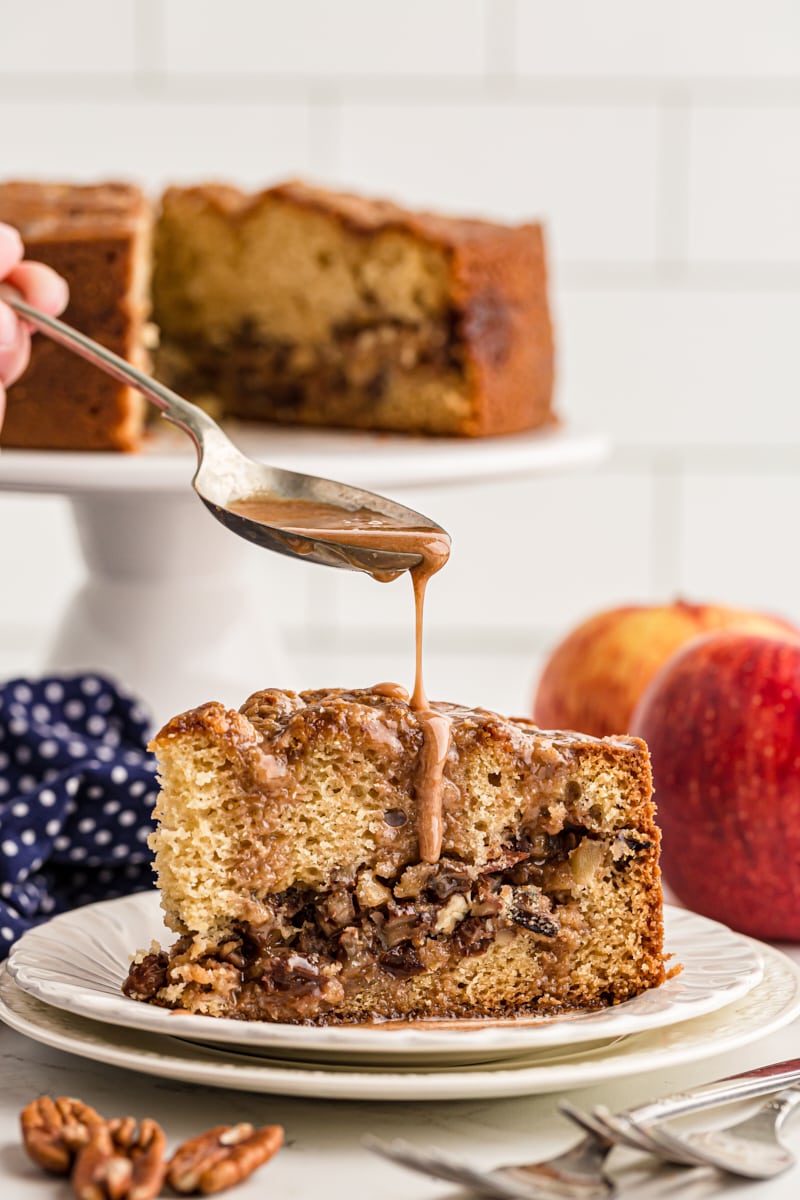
558,263,800,290
613,444,800,470
2,74,800,105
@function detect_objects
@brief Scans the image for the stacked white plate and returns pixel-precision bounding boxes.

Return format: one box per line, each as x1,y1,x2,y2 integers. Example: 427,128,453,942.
3,892,799,1101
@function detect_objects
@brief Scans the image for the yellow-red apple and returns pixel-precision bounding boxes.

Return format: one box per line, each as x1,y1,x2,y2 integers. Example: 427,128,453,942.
533,601,799,737
631,630,800,939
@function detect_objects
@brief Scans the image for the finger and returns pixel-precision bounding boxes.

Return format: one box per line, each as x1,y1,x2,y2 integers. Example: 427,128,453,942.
0,223,24,279
0,300,16,347
6,260,69,317
0,325,32,389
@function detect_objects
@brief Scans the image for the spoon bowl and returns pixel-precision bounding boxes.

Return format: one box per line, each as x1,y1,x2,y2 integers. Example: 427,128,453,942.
0,285,448,578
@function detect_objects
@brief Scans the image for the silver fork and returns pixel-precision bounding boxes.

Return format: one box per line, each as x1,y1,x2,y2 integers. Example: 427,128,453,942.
366,1056,800,1200
599,1088,800,1179
366,1101,794,1200
364,1132,614,1200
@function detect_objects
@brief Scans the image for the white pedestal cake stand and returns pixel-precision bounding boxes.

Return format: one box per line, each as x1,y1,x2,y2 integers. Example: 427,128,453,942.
0,423,606,725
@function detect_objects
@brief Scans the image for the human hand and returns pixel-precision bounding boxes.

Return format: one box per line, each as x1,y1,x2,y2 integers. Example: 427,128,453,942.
0,222,69,429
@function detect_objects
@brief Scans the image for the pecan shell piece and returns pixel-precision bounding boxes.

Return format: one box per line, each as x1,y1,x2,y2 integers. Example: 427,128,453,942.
167,1122,284,1195
20,1095,105,1175
71,1116,167,1200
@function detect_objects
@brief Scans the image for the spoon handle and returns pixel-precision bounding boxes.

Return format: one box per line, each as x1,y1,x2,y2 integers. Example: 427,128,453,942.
0,284,219,453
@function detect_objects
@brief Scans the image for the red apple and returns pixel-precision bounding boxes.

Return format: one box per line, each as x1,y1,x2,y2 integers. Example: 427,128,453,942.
533,601,800,737
631,630,800,939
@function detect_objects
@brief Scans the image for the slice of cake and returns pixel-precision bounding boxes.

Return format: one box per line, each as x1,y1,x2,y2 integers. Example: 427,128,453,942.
0,181,152,451
123,687,664,1023
153,181,556,438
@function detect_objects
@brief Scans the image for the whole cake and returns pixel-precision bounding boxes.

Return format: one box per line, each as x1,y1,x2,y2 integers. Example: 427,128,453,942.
154,181,555,438
0,178,555,449
123,687,665,1023
0,181,152,451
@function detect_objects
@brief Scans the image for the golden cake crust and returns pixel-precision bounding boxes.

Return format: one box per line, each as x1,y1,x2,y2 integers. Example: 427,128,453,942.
0,180,150,240
165,178,542,249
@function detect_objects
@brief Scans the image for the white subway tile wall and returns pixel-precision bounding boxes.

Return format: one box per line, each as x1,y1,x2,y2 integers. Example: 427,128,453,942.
680,468,800,614
336,102,662,263
0,101,314,187
514,0,800,80
688,106,800,263
1,0,798,716
0,1,138,75
559,287,800,446
163,0,489,77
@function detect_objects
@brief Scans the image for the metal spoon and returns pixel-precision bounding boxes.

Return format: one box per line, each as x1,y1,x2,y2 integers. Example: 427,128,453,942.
0,285,447,578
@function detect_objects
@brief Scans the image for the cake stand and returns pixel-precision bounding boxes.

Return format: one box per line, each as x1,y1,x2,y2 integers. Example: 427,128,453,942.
0,423,606,725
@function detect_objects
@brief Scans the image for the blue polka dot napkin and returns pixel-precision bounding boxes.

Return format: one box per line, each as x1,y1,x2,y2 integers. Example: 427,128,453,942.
0,674,158,958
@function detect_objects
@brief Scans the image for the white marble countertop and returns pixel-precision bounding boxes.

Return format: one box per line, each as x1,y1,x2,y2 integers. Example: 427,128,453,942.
2,946,800,1200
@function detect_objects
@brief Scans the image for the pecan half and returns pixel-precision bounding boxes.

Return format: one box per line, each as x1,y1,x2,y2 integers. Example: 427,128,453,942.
71,1116,167,1200
167,1122,284,1195
20,1096,105,1175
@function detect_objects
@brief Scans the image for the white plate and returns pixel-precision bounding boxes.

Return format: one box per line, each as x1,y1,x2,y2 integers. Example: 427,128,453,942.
1,942,797,1101
8,892,763,1064
0,424,607,494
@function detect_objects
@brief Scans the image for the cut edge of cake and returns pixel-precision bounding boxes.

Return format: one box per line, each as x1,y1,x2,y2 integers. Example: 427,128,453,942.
0,180,153,452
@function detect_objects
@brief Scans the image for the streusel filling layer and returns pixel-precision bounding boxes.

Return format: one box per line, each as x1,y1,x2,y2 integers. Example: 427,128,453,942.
155,313,470,433
123,825,653,1023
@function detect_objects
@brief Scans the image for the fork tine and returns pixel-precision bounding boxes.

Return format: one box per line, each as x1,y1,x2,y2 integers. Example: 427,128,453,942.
588,1108,701,1165
363,1136,537,1200
630,1122,734,1170
588,1109,664,1155
634,1103,797,1180
558,1102,615,1145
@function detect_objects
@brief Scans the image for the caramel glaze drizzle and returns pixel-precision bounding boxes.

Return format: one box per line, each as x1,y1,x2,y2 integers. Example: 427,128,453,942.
229,497,452,862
